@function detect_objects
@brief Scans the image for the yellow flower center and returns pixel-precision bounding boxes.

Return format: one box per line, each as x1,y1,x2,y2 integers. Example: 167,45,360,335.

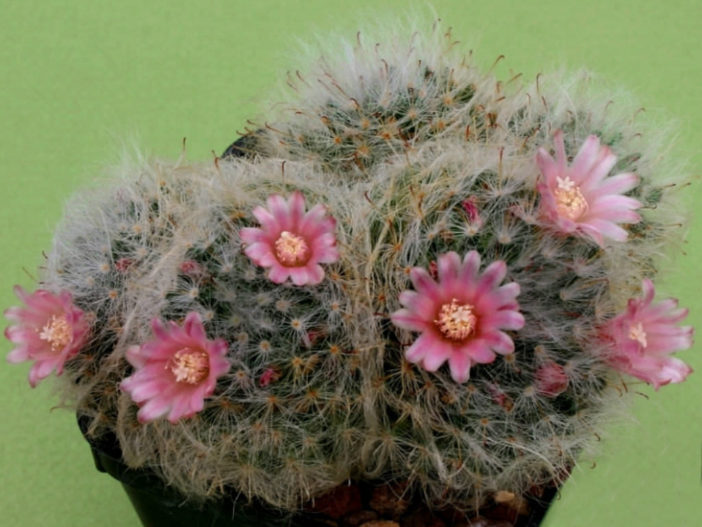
39,315,72,352
554,176,588,221
274,231,310,266
169,348,209,384
628,322,648,348
435,299,477,341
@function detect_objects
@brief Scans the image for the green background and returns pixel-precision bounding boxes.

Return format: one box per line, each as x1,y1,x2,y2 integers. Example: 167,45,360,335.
1,1,700,525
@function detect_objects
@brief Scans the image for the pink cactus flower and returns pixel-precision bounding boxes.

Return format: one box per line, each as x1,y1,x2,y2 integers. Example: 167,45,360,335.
391,251,525,383
240,191,339,286
259,367,281,387
461,196,483,229
179,260,205,277
115,258,134,273
120,312,231,423
601,279,694,390
486,382,513,410
536,130,642,246
4,286,90,387
534,361,569,397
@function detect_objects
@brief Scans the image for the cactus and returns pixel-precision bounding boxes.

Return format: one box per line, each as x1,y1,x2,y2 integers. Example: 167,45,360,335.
42,157,371,507
5,22,694,519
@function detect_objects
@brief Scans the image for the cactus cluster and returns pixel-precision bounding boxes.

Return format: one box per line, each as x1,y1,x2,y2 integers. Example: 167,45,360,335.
6,23,693,517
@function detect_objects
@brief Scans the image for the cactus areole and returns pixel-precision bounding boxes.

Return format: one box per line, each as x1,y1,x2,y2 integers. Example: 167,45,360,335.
5,22,695,527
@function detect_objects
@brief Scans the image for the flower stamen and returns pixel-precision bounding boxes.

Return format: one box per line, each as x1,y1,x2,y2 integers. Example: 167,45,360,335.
554,176,588,220
39,315,72,352
628,322,648,348
169,348,210,384
274,231,310,266
435,299,477,341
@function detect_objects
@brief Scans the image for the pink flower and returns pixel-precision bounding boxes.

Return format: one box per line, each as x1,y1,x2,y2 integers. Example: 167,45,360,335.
120,312,231,423
486,382,513,410
600,279,694,390
4,286,90,387
536,130,642,246
259,367,281,387
115,258,134,273
534,361,569,397
179,260,205,277
391,251,525,383
240,191,339,286
461,196,483,229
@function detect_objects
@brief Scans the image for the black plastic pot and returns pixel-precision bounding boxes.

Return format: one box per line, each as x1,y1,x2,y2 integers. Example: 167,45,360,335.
221,133,261,160
78,415,307,527
79,411,557,527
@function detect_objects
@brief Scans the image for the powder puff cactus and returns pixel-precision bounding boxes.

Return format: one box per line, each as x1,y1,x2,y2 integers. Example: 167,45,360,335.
4,22,696,520
600,279,694,389
120,312,231,423
536,130,643,246
391,251,524,382
5,287,90,387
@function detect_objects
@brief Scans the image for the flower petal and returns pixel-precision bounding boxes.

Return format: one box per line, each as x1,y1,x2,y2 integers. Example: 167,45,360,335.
580,219,628,244
138,396,171,423
536,149,559,186
481,310,525,332
483,330,516,355
476,260,507,296
306,264,325,285
289,267,311,286
288,191,306,229
588,172,639,200
462,339,497,363
570,135,602,182
28,359,59,388
267,194,291,228
553,130,566,166
391,309,427,332
447,351,472,383
398,290,436,320
409,267,438,296
580,147,617,190
653,357,693,388
437,252,462,283
184,312,206,341
268,265,291,284
299,204,328,236
6,345,30,363
587,194,642,222
404,332,436,363
422,340,453,371
251,206,280,233
168,396,196,423
244,242,277,266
